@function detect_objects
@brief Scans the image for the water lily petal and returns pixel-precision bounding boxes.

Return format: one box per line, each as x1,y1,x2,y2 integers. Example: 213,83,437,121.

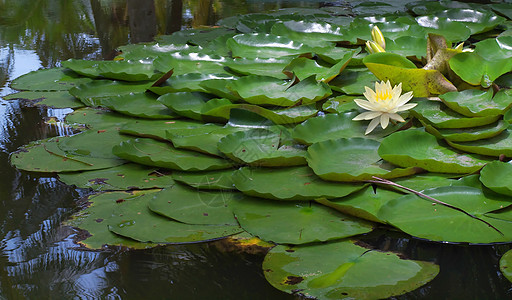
363,86,377,102
352,111,383,120
388,113,405,122
365,117,381,135
380,113,390,129
354,98,377,111
395,102,417,112
396,91,414,107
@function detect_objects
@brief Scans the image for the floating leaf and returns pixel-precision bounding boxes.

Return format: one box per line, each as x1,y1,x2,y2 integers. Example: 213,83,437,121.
11,68,94,91
411,99,501,129
149,73,235,95
447,126,512,157
228,75,331,106
480,161,512,197
270,21,346,45
62,59,102,78
153,52,230,75
439,89,512,117
100,92,177,119
106,190,242,243
227,33,317,59
157,92,215,120
328,68,378,95
263,240,439,299
224,57,292,79
57,128,130,159
10,137,124,173
307,138,419,182
378,129,489,173
119,119,203,140
148,184,238,225
231,198,372,244
425,120,508,142
378,186,512,243
232,166,365,200
112,138,234,171
58,163,175,191
64,107,131,129
3,91,84,109
283,53,352,83
500,249,512,283
69,80,151,106
65,190,161,249
172,169,236,190
218,128,307,167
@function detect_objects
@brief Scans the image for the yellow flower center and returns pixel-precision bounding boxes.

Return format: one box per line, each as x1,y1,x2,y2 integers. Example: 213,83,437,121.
376,90,392,102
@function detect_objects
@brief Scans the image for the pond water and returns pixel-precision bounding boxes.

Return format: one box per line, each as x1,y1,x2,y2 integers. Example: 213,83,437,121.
0,0,511,299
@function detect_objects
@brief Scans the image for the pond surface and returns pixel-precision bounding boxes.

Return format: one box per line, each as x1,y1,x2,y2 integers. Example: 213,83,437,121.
0,0,511,299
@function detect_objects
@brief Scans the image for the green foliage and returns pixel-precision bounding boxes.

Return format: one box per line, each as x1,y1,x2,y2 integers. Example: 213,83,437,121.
9,2,512,298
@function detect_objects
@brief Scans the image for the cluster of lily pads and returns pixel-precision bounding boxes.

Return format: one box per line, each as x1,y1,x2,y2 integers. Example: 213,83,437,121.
8,0,512,298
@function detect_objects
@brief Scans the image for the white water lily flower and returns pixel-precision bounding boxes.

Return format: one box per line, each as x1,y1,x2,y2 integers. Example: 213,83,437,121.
352,80,416,135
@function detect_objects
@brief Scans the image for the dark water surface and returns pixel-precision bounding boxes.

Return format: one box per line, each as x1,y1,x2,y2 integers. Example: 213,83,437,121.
0,0,511,299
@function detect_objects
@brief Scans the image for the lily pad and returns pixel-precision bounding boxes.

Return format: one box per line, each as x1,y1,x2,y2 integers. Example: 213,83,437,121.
101,92,177,119
228,75,331,106
57,128,131,159
112,137,234,171
480,161,512,197
230,198,373,244
10,137,124,173
61,59,102,78
65,190,161,249
263,240,439,299
322,95,359,113
171,169,236,190
328,68,378,95
217,128,307,167
157,92,215,120
153,52,230,75
58,163,175,191
439,89,512,117
292,112,401,145
447,126,512,157
149,73,235,95
106,190,243,244
224,57,292,79
148,184,238,225
232,166,365,201
378,129,489,173
424,120,508,142
500,249,512,283
227,33,317,59
119,119,204,140
64,107,131,129
10,67,93,91
69,80,151,106
411,99,501,129
97,60,162,81
307,138,419,182
3,91,84,109
270,20,346,45
378,186,512,243
282,53,353,83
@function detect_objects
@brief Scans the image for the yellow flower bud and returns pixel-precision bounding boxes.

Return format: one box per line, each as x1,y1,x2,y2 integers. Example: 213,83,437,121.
371,26,386,50
366,40,385,54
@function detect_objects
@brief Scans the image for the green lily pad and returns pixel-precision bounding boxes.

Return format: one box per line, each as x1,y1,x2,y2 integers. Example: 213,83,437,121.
171,169,236,190
433,8,505,35
157,92,216,120
10,67,93,91
328,68,378,95
270,21,346,45
119,119,203,140
449,36,512,88
69,80,151,106
224,57,292,79
263,240,439,299
439,89,512,117
424,120,508,142
218,128,307,167
411,100,501,129
117,43,199,61
447,126,512,157
386,36,427,59
292,112,401,145
148,184,238,225
201,99,318,125
153,52,230,75
322,95,359,113
58,163,175,191
198,78,239,100
100,92,177,119
65,190,161,249
112,137,234,171
61,59,102,78
378,186,512,243
230,198,373,244
10,137,124,173
57,127,131,159
415,15,472,42
379,130,489,173
166,125,248,156
307,138,419,182
149,73,235,95
97,60,162,81
227,33,317,59
317,186,406,223
500,249,512,283
282,53,353,83
3,91,84,109
228,75,331,106
105,189,242,244
232,166,365,201
480,161,512,197
64,107,131,129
